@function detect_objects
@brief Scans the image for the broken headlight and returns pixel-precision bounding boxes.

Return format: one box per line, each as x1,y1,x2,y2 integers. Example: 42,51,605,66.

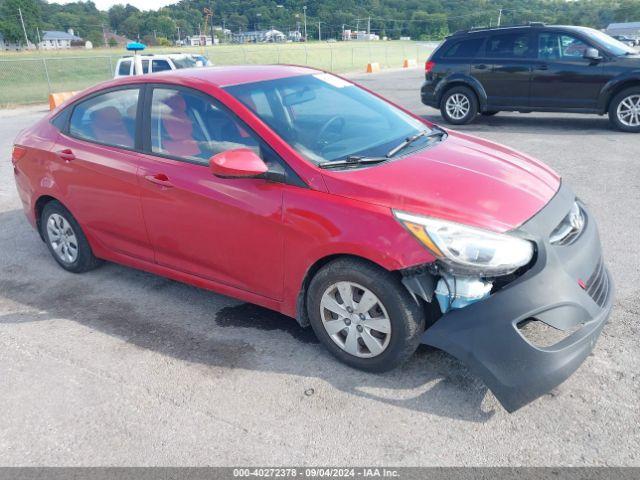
394,211,534,276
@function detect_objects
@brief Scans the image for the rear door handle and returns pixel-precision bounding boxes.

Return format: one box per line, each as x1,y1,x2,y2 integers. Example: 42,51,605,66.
57,149,75,162
535,64,549,71
474,64,488,70
144,173,174,188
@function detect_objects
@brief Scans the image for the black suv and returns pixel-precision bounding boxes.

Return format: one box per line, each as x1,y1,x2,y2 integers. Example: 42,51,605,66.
421,24,640,132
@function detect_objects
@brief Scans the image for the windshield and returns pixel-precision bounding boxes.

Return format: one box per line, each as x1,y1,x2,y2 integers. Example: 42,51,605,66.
224,73,433,164
171,56,199,69
576,27,637,55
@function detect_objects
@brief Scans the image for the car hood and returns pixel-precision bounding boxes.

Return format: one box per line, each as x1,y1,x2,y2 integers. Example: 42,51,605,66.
321,130,561,233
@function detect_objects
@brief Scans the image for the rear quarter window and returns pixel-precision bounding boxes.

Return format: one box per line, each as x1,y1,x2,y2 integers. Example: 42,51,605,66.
117,59,131,76
442,38,485,59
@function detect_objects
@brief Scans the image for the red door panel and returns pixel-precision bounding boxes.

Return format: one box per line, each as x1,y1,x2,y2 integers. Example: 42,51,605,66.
54,134,153,262
136,153,285,300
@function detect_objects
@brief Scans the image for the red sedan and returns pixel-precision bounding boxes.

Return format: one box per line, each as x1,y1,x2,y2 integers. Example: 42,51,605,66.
12,65,613,411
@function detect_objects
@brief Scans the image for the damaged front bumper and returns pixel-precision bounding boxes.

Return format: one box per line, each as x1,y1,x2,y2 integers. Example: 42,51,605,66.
420,183,614,412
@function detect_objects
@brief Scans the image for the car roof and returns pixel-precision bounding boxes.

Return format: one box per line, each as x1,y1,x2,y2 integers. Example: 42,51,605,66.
450,24,592,38
109,64,319,88
118,53,193,60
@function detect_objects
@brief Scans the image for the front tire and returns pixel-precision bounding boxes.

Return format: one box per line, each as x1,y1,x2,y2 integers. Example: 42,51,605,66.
440,86,478,125
306,258,425,372
608,87,640,132
41,201,102,273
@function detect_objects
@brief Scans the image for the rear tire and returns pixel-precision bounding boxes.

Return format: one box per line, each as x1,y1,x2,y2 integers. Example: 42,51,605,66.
306,258,425,372
440,86,478,125
608,87,640,132
41,200,102,273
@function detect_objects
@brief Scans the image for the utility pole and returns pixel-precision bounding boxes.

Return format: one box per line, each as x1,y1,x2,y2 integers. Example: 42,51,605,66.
303,6,307,41
367,16,371,37
318,22,321,41
177,26,181,44
18,7,30,48
497,9,503,27
102,24,108,48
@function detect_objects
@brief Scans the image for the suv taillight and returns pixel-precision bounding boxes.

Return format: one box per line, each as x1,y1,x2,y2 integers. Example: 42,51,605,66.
11,145,27,165
425,61,435,73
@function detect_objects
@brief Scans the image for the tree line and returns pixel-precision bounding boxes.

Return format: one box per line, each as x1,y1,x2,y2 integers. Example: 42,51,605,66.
1,0,639,47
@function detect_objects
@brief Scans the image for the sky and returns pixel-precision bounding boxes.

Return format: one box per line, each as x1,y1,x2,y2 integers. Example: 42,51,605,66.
49,0,178,11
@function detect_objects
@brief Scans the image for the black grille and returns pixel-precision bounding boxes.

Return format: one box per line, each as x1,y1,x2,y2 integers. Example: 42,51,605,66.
585,258,609,308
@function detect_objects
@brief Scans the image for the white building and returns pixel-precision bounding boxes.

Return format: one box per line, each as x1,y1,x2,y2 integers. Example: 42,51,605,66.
233,29,286,43
39,29,82,49
342,29,379,41
184,35,215,47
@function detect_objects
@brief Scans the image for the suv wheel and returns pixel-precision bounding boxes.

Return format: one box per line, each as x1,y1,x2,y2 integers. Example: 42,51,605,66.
609,87,640,132
306,258,425,372
440,86,478,125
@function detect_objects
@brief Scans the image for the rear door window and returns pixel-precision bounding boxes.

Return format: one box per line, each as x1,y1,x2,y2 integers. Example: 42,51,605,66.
443,38,484,59
486,32,533,58
69,89,139,149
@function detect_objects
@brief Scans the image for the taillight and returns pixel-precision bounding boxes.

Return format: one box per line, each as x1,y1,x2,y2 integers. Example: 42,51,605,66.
11,145,27,165
425,61,436,73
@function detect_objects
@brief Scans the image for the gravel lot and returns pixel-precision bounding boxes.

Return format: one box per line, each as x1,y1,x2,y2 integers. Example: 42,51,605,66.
0,68,638,466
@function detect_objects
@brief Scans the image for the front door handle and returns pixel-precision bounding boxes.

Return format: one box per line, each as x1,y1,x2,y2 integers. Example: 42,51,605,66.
535,64,549,71
474,64,488,70
144,173,174,188
57,149,75,162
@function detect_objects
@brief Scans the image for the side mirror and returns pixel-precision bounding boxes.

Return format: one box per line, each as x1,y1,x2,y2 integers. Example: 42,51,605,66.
209,148,268,179
584,48,602,61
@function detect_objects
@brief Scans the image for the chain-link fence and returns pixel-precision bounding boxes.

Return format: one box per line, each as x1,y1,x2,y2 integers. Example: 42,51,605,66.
0,42,437,107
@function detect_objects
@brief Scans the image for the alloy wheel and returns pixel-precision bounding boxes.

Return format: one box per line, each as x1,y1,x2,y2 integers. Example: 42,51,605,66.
320,281,391,358
46,213,79,264
617,94,640,127
445,93,471,120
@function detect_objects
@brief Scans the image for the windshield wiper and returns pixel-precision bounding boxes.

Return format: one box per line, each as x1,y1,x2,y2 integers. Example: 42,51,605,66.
386,128,446,158
318,155,388,169
319,127,447,170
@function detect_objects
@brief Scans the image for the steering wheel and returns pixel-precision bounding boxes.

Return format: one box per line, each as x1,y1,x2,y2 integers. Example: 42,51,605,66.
316,115,345,147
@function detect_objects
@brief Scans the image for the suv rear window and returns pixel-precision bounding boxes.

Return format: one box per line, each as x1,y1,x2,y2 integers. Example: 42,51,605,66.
486,32,533,58
443,38,484,59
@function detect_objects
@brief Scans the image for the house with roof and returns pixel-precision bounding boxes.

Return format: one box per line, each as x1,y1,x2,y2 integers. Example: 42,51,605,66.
606,22,640,39
39,29,83,49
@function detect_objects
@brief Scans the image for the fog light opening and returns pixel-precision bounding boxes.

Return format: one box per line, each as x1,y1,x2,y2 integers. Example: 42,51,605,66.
516,318,581,348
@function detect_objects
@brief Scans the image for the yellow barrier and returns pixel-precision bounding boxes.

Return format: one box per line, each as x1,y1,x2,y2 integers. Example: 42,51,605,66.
366,62,381,73
402,58,418,68
49,91,80,110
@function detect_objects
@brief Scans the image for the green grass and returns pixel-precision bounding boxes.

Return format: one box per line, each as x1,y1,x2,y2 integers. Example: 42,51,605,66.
0,41,434,107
